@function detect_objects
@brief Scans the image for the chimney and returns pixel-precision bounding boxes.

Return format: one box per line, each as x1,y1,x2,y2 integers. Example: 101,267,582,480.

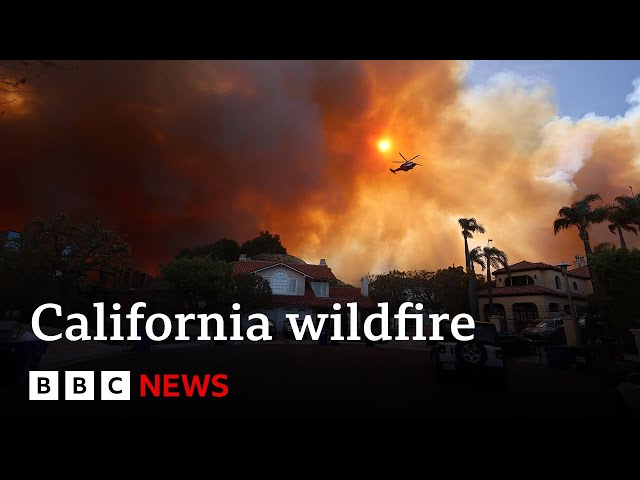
319,258,327,265
239,254,248,261
360,276,369,297
572,255,586,268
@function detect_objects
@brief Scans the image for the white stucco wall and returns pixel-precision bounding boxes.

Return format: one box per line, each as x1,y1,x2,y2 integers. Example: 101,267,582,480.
494,268,593,295
479,294,588,324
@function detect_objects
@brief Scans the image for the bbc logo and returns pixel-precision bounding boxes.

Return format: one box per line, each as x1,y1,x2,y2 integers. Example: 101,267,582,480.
29,371,131,400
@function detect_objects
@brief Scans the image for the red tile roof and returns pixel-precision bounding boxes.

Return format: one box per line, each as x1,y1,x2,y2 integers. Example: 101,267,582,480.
232,259,371,308
271,283,376,309
232,260,336,281
567,265,591,279
478,285,587,300
493,260,590,279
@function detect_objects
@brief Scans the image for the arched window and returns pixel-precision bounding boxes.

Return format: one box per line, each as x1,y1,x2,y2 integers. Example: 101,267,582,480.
555,276,561,289
573,281,578,291
270,270,289,294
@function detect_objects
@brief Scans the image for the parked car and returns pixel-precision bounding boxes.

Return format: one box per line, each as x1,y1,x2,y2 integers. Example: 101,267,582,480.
616,373,640,420
0,321,49,385
246,319,277,339
496,331,536,355
283,319,294,338
430,320,507,385
521,319,566,344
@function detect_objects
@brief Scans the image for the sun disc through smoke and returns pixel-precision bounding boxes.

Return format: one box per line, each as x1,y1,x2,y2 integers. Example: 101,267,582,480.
378,138,391,152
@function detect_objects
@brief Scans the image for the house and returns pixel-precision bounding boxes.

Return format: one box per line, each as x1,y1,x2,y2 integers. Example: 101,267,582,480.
478,256,592,331
232,255,375,335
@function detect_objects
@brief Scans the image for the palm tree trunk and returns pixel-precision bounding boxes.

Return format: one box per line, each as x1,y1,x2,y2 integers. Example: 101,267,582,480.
617,227,627,249
487,262,492,320
464,236,478,320
580,228,593,258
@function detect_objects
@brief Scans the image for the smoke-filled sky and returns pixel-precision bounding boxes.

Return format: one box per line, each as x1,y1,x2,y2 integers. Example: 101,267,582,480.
2,60,640,284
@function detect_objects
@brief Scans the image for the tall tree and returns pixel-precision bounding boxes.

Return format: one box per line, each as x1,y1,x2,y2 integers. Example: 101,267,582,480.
177,238,241,262
19,213,130,289
614,191,640,219
458,218,485,320
470,246,509,319
0,214,130,320
241,231,287,257
368,270,415,315
430,266,471,316
553,194,609,259
589,243,640,335
230,273,272,313
160,256,232,313
607,199,638,249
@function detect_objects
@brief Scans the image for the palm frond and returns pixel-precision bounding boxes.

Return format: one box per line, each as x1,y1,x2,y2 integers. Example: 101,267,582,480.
469,246,486,271
581,193,602,204
591,206,610,223
553,218,572,234
557,206,574,218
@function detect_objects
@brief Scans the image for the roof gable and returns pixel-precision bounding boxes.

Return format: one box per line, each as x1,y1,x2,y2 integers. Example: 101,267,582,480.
232,259,336,281
493,260,590,279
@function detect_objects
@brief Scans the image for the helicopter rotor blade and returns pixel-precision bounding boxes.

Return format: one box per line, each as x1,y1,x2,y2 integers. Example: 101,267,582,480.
398,152,408,162
409,155,420,161
392,161,404,163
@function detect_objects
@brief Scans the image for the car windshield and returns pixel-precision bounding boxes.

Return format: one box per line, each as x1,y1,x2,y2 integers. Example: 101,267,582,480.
535,320,556,328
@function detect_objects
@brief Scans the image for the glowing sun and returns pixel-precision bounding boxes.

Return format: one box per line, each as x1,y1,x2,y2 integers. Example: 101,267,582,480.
377,138,391,152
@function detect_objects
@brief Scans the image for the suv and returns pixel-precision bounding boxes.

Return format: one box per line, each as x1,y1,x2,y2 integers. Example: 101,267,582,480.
430,320,506,384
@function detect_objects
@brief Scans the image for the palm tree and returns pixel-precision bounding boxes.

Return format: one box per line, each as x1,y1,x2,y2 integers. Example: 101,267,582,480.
470,246,509,320
458,218,485,320
553,194,609,259
607,199,638,249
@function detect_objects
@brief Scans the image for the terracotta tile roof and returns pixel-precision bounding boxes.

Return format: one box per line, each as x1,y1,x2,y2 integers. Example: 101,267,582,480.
567,265,591,279
271,283,376,309
493,260,590,279
478,285,587,300
493,261,557,274
232,259,336,281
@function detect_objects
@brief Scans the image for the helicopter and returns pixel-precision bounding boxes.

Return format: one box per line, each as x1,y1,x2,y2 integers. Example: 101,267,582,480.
389,152,421,174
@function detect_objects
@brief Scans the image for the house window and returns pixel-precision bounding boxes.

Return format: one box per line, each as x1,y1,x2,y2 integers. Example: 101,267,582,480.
555,276,561,289
505,275,534,287
513,303,539,327
549,302,560,312
270,271,290,294
268,270,298,295
573,281,578,291
311,281,328,297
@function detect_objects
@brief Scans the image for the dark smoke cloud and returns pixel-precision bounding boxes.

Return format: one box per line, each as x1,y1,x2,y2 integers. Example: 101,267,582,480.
1,61,639,283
